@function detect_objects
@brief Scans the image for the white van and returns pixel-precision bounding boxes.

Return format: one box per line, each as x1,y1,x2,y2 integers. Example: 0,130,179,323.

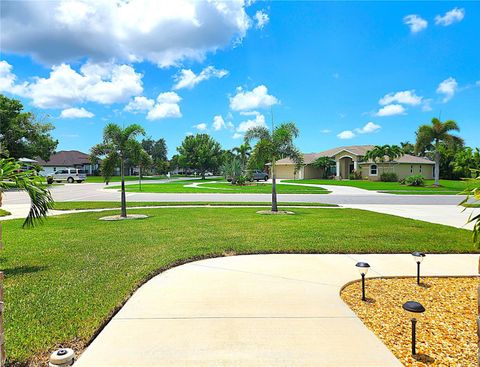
52,169,87,183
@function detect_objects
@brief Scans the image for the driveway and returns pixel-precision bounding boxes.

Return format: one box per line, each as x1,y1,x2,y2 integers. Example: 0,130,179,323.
75,254,478,367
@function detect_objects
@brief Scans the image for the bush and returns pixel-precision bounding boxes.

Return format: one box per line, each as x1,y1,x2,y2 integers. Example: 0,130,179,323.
46,176,54,185
236,175,248,186
402,174,425,186
348,170,362,180
380,172,398,182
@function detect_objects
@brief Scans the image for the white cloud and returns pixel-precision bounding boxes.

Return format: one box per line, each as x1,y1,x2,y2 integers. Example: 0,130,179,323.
0,60,29,96
1,0,252,67
232,133,243,139
354,122,381,134
124,96,155,112
230,85,279,111
435,8,465,26
255,10,269,29
173,66,228,90
320,129,331,133
436,77,458,102
0,60,143,109
337,130,355,140
194,123,207,131
403,14,428,33
236,112,266,133
375,104,406,117
146,92,182,120
60,107,94,118
212,115,226,131
379,90,423,106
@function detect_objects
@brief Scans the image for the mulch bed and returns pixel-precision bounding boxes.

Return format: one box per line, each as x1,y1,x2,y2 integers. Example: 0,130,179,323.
341,277,479,367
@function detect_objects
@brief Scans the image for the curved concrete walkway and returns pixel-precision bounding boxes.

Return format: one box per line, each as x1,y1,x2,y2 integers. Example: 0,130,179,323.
75,254,478,367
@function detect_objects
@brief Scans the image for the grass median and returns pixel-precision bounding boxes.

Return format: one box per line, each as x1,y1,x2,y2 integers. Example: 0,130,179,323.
3,207,475,364
52,201,337,210
109,179,330,194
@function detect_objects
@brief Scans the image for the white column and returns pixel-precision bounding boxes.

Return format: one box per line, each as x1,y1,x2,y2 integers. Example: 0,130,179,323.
354,160,358,171
336,161,340,177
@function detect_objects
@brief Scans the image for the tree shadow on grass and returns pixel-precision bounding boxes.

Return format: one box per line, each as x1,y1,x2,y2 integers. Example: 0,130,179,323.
4,265,47,277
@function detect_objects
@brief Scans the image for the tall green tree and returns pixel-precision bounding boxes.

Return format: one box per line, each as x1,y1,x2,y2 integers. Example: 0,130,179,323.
233,142,252,170
312,156,335,179
400,141,414,155
0,158,54,364
91,123,145,217
245,122,303,212
415,118,463,186
131,146,153,191
177,134,222,179
142,137,168,174
0,95,57,160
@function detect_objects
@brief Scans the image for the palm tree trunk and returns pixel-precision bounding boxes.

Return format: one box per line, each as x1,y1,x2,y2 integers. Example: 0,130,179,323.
120,158,127,218
434,151,440,186
139,165,142,192
271,157,278,212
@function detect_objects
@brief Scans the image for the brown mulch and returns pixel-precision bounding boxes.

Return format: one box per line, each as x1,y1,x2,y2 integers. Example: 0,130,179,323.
341,277,479,367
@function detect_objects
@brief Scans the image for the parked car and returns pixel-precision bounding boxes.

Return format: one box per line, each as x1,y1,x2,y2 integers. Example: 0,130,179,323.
52,169,87,183
249,170,269,182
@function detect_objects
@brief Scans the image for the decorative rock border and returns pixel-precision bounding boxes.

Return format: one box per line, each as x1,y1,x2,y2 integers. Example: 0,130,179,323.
99,214,149,221
256,210,295,215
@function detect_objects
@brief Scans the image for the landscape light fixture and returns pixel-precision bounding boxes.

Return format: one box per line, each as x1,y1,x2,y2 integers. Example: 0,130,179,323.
402,301,426,356
355,262,370,301
411,252,426,285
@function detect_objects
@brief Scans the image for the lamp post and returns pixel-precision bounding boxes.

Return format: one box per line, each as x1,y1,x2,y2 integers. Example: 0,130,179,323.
412,252,426,285
402,301,426,356
355,262,370,301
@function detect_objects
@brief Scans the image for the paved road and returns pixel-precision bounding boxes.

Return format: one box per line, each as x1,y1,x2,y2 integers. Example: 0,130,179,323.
75,254,477,367
3,181,467,205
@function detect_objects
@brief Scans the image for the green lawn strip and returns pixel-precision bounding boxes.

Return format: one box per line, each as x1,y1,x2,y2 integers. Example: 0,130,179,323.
0,208,11,217
463,203,480,208
109,180,330,194
84,175,167,183
284,179,472,193
2,207,475,364
53,201,338,210
379,191,461,195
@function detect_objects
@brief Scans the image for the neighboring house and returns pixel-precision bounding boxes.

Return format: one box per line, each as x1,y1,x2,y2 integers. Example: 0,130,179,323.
272,145,435,180
36,150,99,176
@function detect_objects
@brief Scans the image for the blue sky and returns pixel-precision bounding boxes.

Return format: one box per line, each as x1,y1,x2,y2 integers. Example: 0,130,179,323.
1,1,479,157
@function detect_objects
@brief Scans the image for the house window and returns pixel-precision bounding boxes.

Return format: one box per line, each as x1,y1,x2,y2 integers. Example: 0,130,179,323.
419,165,422,173
410,165,413,173
370,164,378,176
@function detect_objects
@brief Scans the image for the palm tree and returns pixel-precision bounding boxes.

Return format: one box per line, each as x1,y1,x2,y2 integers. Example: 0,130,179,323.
245,122,303,212
415,118,463,186
233,143,252,170
365,145,403,174
91,123,145,217
0,157,54,364
312,156,335,179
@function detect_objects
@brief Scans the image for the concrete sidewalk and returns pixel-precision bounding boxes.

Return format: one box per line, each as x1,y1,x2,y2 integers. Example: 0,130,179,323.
75,254,478,367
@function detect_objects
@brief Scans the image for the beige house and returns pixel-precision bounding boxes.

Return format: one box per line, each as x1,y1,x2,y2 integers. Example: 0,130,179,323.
272,145,435,180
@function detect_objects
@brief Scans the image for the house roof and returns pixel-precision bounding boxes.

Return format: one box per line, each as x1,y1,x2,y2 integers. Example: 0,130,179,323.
359,155,434,165
36,150,92,166
274,145,434,165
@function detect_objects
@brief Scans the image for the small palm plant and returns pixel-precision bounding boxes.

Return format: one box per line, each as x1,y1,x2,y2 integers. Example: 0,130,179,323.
312,156,335,179
91,123,145,217
415,118,463,186
233,143,252,170
245,122,303,212
0,158,54,365
221,157,242,185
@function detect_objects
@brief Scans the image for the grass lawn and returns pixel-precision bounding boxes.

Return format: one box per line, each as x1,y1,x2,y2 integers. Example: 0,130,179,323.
84,175,169,183
284,179,473,194
111,179,330,194
2,207,475,364
53,201,338,210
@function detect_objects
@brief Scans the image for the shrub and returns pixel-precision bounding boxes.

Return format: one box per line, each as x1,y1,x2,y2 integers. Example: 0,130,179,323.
236,175,248,186
403,174,425,186
380,172,398,182
348,170,362,180
46,176,54,185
